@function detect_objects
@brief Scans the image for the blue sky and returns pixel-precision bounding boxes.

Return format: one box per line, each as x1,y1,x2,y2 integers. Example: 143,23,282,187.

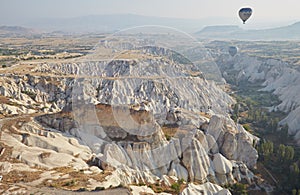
1,0,300,27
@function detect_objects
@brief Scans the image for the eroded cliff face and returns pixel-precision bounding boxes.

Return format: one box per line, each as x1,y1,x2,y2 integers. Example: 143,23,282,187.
0,73,70,116
0,46,258,194
216,52,300,144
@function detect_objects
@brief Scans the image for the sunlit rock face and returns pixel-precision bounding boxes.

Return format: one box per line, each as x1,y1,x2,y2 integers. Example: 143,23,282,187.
0,39,258,194
216,52,300,144
37,45,256,188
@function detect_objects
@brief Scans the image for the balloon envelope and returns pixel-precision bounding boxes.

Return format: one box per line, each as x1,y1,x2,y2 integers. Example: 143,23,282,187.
239,8,252,24
228,46,238,57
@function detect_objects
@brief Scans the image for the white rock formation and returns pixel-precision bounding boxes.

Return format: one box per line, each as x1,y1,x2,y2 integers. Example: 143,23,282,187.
62,49,258,188
213,153,232,175
182,182,231,195
218,53,300,144
1,121,92,169
0,44,259,194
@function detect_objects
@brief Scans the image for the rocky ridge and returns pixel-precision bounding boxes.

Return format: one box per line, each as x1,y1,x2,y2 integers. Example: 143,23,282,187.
0,45,259,194
216,52,300,144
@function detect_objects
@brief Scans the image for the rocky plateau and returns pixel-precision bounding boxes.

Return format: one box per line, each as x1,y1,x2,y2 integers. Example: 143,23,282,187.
0,42,260,194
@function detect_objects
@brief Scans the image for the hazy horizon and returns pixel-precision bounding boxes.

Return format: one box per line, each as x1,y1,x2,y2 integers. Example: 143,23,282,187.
1,0,300,30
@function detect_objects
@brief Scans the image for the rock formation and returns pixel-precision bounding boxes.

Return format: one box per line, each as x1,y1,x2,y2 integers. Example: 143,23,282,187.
216,52,300,145
0,42,259,194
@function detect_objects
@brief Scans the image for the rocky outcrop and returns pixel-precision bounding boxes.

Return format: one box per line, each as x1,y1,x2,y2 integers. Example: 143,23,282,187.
0,120,92,170
0,44,259,194
0,74,68,117
48,48,257,188
182,137,211,183
262,67,300,139
205,115,258,168
182,182,231,195
216,52,300,144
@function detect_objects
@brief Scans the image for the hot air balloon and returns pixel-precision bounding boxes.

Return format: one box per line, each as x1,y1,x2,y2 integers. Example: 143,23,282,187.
239,8,252,24
228,46,238,57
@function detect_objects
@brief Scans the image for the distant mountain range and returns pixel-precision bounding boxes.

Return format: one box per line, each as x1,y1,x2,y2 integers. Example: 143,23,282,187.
0,26,39,36
22,14,214,33
1,14,300,40
196,22,300,40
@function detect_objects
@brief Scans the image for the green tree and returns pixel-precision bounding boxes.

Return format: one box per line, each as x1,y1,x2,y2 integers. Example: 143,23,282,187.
227,183,247,195
259,140,274,161
285,146,294,162
268,118,279,132
171,183,180,193
277,144,286,162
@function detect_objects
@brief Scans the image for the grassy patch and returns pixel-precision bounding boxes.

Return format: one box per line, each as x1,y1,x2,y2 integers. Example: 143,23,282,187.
146,178,186,194
42,166,112,191
161,124,179,141
2,170,42,183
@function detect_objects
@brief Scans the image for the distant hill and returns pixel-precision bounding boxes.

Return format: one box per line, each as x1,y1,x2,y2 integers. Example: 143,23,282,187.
2,14,300,40
198,25,241,33
21,14,237,33
0,25,40,37
257,22,300,39
195,25,242,39
195,22,300,40
0,25,32,33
